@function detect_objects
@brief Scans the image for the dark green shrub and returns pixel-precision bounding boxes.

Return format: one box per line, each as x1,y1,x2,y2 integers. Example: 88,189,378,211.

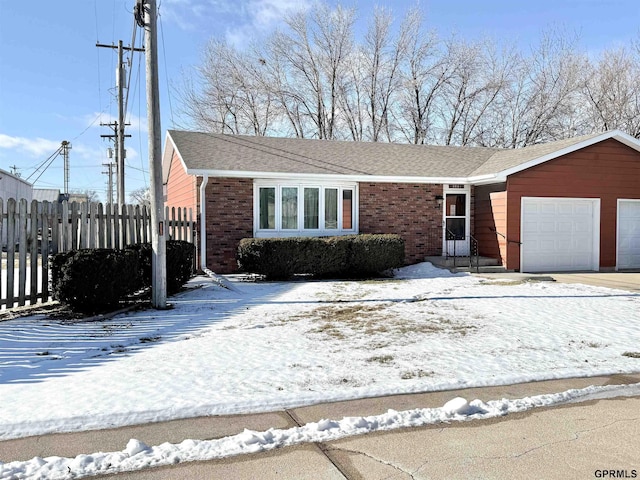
51,249,140,313
237,234,404,279
126,240,194,294
349,234,405,275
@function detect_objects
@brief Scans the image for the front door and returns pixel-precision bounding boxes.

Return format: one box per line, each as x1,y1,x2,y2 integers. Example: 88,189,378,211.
443,185,470,256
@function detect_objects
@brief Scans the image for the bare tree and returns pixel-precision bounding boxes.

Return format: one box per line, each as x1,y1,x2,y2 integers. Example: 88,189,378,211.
436,37,509,146
581,46,640,137
266,4,355,139
177,2,640,147
394,10,449,144
179,40,275,135
359,7,411,141
129,186,150,206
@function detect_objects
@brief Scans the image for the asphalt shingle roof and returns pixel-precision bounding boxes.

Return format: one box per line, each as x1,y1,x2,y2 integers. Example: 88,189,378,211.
167,130,498,178
164,129,632,182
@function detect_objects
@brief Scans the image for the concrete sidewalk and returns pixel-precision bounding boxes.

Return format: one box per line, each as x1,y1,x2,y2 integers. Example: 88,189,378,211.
1,374,639,479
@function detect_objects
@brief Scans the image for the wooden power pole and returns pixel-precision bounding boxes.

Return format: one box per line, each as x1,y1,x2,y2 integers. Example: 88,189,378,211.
138,0,167,308
96,40,144,205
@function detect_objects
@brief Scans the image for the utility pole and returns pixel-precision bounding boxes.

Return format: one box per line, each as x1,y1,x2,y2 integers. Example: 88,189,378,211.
137,0,167,308
97,41,144,205
61,141,72,196
100,121,131,203
116,40,126,206
102,162,115,205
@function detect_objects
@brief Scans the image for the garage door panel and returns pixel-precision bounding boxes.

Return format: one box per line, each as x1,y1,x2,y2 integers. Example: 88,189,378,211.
521,198,599,273
618,200,640,269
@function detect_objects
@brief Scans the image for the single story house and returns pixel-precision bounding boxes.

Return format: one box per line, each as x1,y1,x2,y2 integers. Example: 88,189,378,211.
162,129,640,274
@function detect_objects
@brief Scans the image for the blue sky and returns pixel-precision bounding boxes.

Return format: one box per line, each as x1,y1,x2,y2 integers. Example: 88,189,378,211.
0,0,638,201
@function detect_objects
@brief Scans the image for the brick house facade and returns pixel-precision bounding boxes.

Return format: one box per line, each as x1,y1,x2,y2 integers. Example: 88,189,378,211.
163,130,640,274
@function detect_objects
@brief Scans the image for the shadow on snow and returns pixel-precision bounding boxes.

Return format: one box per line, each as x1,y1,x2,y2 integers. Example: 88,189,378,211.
0,277,295,385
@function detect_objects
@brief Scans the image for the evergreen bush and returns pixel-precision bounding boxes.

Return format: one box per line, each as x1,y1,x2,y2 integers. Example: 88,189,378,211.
237,234,404,279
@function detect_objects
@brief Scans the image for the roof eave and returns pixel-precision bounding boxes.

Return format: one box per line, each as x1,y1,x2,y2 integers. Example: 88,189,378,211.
186,168,471,185
467,174,506,185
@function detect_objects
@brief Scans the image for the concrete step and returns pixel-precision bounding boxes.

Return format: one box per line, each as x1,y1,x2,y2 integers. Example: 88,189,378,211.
425,256,509,274
453,265,511,274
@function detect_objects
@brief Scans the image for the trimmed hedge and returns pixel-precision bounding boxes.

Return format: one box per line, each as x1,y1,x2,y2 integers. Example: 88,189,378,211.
51,249,140,313
237,234,405,279
51,240,195,313
126,240,195,294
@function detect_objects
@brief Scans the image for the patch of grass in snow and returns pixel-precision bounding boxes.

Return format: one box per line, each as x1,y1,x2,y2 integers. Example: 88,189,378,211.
485,279,528,287
569,339,609,349
304,303,477,343
139,336,161,343
309,322,346,339
366,354,394,364
400,369,434,380
622,352,640,358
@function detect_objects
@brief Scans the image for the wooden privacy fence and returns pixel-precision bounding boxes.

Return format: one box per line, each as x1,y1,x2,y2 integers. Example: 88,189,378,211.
0,198,195,310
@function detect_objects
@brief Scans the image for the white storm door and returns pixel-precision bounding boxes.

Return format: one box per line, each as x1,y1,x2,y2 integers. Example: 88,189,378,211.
617,199,640,269
443,185,470,256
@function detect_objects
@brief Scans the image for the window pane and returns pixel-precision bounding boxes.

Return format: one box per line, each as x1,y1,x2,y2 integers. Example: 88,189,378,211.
281,187,298,229
446,218,465,240
259,187,275,229
445,193,466,217
325,188,338,229
304,188,319,229
342,189,353,229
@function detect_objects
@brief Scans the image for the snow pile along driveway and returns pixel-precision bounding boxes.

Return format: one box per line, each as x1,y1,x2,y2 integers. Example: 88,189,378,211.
1,263,639,441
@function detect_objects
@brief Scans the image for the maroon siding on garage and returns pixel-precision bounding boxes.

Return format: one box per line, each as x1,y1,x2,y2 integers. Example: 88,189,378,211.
359,183,443,264
474,184,508,265
504,139,640,271
204,178,254,273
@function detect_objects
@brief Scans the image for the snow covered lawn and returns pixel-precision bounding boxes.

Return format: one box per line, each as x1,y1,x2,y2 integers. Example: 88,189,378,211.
1,263,639,441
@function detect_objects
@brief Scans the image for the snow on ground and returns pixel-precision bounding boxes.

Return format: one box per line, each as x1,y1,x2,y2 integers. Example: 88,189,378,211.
3,382,640,480
0,263,639,444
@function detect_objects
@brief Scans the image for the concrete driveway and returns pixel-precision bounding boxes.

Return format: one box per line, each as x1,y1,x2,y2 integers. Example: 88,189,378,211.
476,271,640,292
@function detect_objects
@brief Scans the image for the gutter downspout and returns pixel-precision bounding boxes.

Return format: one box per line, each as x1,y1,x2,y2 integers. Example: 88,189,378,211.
200,175,209,271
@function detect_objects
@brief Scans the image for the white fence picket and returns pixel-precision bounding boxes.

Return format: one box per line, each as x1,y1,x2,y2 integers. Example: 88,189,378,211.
1,199,195,311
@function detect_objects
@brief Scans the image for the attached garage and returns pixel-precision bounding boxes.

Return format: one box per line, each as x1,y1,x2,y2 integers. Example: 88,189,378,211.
520,197,600,272
617,200,640,269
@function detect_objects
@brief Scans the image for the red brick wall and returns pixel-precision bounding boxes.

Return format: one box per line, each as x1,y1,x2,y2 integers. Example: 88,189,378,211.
359,183,443,264
204,178,254,273
505,139,640,270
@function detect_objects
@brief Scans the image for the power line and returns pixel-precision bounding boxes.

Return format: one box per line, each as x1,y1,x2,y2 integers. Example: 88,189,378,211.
158,5,175,127
25,145,64,182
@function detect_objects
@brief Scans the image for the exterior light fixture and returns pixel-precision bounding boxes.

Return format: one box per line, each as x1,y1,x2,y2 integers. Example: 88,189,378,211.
435,194,444,206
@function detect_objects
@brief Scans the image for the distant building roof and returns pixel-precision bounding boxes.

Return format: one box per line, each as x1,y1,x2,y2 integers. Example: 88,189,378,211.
32,188,61,203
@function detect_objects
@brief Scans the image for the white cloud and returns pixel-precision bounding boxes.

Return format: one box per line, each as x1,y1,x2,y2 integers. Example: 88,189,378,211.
160,0,310,48
161,0,241,31
0,134,62,158
226,0,311,47
84,112,148,134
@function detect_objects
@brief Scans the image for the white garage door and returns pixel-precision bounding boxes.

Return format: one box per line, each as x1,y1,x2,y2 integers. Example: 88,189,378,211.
521,197,600,272
618,200,640,269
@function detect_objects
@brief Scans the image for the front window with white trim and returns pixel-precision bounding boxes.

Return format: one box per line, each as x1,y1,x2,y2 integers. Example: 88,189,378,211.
255,181,357,237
